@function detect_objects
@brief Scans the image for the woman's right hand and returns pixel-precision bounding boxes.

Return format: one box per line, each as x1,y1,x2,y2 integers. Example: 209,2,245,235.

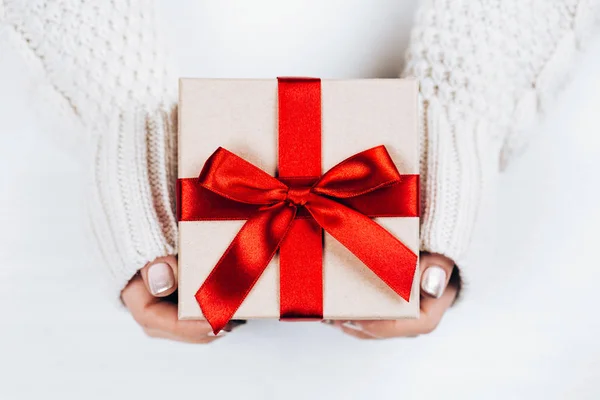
121,256,244,343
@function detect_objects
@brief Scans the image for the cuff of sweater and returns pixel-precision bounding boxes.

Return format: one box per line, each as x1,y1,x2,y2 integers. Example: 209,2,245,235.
419,97,503,286
87,103,178,298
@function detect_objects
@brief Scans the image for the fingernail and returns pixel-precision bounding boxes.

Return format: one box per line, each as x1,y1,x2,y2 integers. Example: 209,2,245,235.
421,265,447,298
147,262,174,295
321,319,335,325
223,320,247,332
341,321,364,332
207,330,227,337
341,321,381,339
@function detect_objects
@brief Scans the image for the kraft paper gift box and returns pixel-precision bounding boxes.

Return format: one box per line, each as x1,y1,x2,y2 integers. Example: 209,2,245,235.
177,78,420,325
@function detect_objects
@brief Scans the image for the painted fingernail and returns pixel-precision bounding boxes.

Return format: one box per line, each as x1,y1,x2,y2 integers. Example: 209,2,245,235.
223,320,247,332
147,262,174,295
341,321,364,332
341,321,381,339
207,330,227,337
421,265,447,298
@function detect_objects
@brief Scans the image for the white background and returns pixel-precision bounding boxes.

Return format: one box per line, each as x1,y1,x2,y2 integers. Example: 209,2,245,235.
1,1,600,399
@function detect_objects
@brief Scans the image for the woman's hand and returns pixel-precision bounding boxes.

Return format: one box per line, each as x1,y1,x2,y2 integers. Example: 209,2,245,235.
328,253,459,339
121,256,244,343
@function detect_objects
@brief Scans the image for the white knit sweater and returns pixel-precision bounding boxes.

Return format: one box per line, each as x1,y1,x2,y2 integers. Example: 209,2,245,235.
1,0,598,298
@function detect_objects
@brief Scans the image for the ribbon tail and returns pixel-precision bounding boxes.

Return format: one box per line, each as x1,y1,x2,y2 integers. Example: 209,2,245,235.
195,202,296,334
306,195,417,301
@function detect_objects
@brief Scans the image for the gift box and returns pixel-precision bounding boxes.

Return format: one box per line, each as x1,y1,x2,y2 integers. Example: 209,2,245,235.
177,78,420,332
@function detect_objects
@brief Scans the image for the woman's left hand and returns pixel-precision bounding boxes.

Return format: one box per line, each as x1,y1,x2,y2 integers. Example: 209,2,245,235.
328,253,459,339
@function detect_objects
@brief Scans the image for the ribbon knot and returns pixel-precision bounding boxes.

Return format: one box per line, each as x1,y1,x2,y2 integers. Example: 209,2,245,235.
285,186,311,207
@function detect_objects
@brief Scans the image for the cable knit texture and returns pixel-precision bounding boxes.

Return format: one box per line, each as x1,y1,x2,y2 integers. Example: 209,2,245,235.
402,0,599,268
1,0,598,297
1,0,178,296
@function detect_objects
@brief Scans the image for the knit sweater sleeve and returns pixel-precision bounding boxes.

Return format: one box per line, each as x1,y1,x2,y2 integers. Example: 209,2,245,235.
402,0,599,270
1,0,178,296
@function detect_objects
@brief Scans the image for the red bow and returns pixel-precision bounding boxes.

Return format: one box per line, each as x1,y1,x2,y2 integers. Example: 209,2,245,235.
193,145,418,333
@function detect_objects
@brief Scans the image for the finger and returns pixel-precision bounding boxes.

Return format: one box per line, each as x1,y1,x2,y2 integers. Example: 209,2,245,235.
121,274,157,313
143,327,218,344
321,253,459,340
122,275,218,343
353,283,458,338
420,253,455,298
142,300,219,343
140,255,178,297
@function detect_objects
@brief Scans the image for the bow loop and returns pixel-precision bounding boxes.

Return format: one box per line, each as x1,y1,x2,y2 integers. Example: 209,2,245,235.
199,147,288,205
312,146,402,199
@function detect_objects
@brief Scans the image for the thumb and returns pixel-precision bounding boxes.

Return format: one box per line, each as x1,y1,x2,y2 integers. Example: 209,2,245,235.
419,252,455,299
140,255,178,297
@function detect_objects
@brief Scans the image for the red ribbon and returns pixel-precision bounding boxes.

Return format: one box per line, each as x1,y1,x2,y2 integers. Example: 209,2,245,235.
178,78,419,334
